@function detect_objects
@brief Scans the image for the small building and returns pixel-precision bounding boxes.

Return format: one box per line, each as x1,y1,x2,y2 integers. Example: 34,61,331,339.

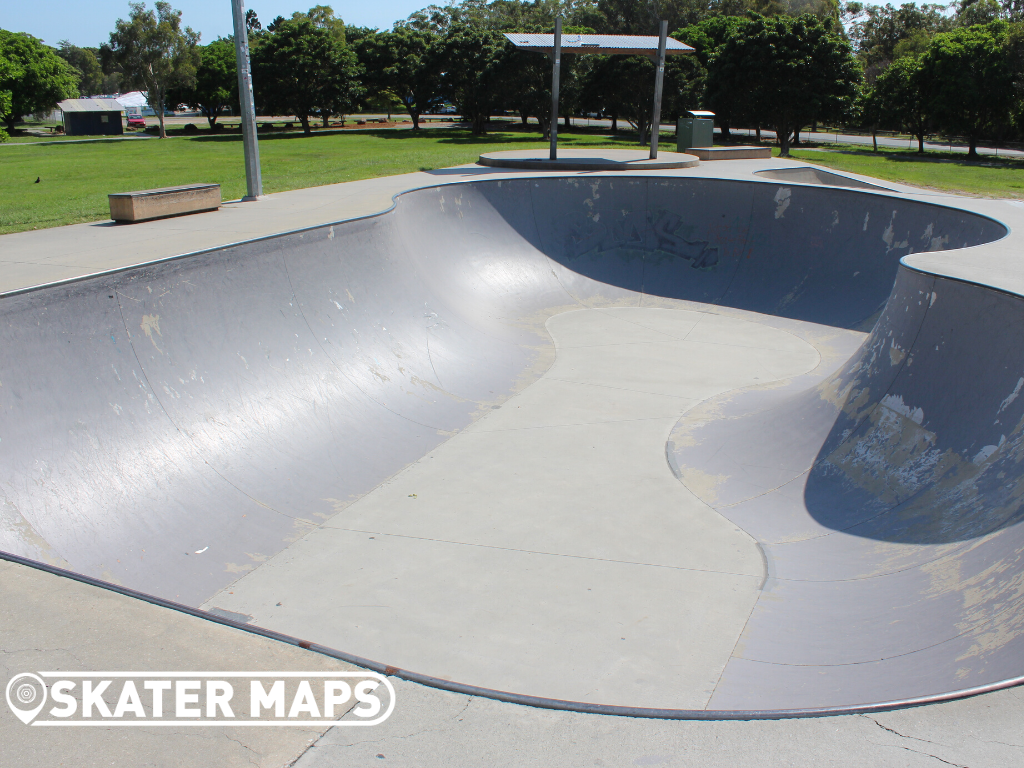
57,99,125,136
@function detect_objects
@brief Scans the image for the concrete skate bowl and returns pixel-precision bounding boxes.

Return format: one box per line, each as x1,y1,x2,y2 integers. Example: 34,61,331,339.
1,176,1020,716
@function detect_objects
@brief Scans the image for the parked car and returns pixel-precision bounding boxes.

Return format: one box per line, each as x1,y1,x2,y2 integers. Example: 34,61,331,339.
126,115,147,130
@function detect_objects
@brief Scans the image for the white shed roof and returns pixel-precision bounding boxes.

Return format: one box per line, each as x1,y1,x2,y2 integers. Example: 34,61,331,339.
58,98,125,113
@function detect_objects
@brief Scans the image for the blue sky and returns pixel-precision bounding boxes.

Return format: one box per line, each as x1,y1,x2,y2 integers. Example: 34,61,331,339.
0,1,430,48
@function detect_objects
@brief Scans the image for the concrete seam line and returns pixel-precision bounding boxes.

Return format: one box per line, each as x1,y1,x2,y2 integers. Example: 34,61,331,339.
2,549,1021,721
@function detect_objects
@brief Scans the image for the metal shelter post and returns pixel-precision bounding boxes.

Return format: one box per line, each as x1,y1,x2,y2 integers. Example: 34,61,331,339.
231,0,262,200
549,17,562,161
649,20,668,159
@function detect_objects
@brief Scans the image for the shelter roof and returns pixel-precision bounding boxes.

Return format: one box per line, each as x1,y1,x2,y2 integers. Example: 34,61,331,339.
58,98,125,113
116,91,149,108
503,33,693,56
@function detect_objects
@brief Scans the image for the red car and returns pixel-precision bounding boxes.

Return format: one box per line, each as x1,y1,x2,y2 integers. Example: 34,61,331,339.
126,115,147,130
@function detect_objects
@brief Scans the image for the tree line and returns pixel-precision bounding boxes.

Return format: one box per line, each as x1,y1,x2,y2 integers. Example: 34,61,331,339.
2,0,1024,156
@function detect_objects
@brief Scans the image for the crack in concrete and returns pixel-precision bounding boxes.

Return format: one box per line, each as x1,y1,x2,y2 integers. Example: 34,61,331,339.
303,698,477,761
864,715,950,747
865,717,969,768
223,733,263,767
284,728,335,768
976,738,1024,748
452,697,473,721
880,742,970,768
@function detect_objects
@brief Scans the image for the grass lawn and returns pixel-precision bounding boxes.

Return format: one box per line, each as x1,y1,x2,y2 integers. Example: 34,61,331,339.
5,126,1024,235
0,134,149,143
780,144,1024,199
0,128,639,235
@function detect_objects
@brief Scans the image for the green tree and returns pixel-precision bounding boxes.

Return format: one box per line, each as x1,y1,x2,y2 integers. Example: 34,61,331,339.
847,2,952,76
431,23,512,134
955,0,1003,26
174,38,237,127
714,13,862,156
891,28,934,59
0,31,79,133
306,4,348,41
581,54,670,144
676,15,749,139
345,25,377,47
246,9,262,34
594,0,768,35
502,45,557,134
356,28,440,129
56,42,106,97
857,83,883,150
0,52,17,141
251,13,362,133
919,21,1015,157
665,54,707,120
579,49,703,144
597,0,677,34
873,55,929,150
103,2,200,138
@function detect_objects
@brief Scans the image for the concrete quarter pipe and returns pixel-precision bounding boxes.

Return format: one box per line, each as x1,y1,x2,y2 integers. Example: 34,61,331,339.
1,175,1021,714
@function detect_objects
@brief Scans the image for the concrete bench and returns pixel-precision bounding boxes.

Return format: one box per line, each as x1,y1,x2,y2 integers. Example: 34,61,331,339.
688,146,771,161
108,183,221,223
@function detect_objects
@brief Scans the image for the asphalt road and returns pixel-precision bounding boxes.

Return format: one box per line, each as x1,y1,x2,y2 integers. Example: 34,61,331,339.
726,126,1024,159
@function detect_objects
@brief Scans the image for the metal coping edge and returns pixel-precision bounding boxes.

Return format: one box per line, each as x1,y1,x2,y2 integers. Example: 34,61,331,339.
2,550,1021,721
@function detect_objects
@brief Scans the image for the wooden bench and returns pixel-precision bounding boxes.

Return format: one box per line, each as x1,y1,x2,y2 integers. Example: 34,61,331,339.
108,183,221,223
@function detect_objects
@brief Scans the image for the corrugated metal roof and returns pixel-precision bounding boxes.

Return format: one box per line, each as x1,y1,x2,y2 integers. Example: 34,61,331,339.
58,98,125,113
504,33,693,55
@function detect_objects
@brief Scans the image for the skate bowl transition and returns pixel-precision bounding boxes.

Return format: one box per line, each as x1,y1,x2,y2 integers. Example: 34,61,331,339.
3,175,1024,715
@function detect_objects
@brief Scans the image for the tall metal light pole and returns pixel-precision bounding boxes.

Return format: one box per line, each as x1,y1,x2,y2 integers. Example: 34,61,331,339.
231,0,262,200
549,17,562,161
649,20,668,160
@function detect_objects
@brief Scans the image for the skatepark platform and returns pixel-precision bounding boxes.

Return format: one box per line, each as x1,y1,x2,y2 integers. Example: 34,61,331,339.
3,162,1024,720
477,147,699,170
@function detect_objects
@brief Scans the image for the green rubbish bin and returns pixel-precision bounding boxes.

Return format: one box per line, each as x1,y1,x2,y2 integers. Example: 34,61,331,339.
677,110,715,152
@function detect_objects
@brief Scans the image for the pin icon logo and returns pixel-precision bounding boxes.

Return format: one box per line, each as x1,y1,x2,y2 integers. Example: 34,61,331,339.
6,673,47,724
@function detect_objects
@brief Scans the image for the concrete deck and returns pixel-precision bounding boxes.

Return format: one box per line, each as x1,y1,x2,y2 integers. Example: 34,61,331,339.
2,157,1024,764
5,559,1022,767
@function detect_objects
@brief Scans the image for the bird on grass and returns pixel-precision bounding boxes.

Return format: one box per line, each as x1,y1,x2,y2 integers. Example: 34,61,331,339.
35,177,40,183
